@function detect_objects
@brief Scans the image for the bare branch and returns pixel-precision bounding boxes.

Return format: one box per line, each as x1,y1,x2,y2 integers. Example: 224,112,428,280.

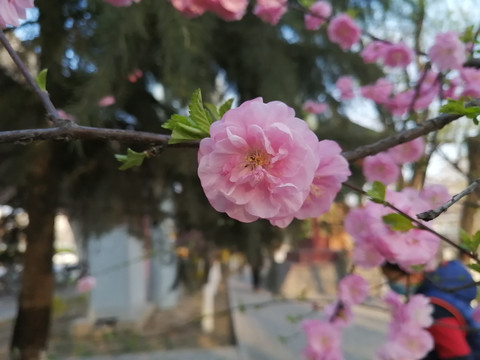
0,30,63,125
417,177,480,221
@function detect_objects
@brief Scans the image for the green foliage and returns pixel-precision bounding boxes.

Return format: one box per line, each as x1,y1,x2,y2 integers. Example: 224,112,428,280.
440,98,480,125
114,148,147,170
468,263,480,273
460,25,475,43
382,213,415,232
459,229,480,254
35,69,48,92
366,181,386,204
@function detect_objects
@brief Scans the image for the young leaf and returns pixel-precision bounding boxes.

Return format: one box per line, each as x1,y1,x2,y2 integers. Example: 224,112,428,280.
219,98,234,117
162,114,208,144
468,263,480,273
35,69,48,92
440,98,480,124
188,89,211,133
204,103,220,122
382,213,415,232
366,181,386,204
115,148,147,170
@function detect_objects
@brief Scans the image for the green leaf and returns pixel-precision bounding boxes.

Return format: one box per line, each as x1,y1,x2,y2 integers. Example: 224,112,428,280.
219,98,234,117
114,148,147,170
468,263,480,273
162,114,190,130
459,229,475,252
188,89,211,133
460,25,475,43
204,103,220,122
382,213,415,232
440,98,480,124
162,114,208,144
277,335,288,344
297,0,315,8
35,69,48,92
366,181,386,204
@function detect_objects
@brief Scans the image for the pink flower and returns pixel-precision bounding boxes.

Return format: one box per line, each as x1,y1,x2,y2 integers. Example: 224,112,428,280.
360,41,388,63
352,241,385,268
303,100,329,114
104,0,141,6
383,43,414,68
98,95,116,107
360,78,393,104
404,295,434,328
197,98,321,227
323,301,354,328
385,90,415,116
428,32,466,71
362,152,400,184
393,327,434,359
336,76,355,100
0,0,34,28
76,276,97,293
301,320,342,358
387,137,425,164
473,305,480,323
253,0,287,25
460,67,480,87
338,274,369,305
420,184,450,209
57,109,76,122
208,0,248,21
376,342,412,360
169,0,206,18
304,1,332,31
327,14,361,51
128,69,143,83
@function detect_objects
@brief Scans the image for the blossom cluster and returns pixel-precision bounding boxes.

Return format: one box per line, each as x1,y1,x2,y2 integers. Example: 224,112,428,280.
345,185,450,270
301,274,369,359
197,98,350,228
0,0,34,28
376,292,434,359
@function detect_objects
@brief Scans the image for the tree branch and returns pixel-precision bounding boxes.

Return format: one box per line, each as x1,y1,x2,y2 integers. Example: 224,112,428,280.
417,177,480,221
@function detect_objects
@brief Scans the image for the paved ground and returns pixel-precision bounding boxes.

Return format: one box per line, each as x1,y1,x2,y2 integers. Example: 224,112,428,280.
228,276,389,360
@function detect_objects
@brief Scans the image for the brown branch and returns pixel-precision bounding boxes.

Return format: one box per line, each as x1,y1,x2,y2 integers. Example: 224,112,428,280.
0,30,62,125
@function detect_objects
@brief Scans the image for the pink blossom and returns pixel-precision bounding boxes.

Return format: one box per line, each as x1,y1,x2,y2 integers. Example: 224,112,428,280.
393,327,434,359
57,109,77,122
428,32,466,71
128,69,143,83
0,0,35,28
301,320,342,359
376,342,412,360
336,76,355,100
462,84,480,99
473,305,480,323
208,0,248,21
104,0,141,6
360,41,388,63
383,43,414,68
98,95,116,107
292,140,350,221
197,98,321,227
404,295,434,328
327,14,361,51
169,0,206,18
338,274,369,305
304,1,332,31
360,78,393,104
460,67,480,87
253,0,287,25
323,301,353,328
385,90,415,116
362,152,400,184
420,184,450,209
76,276,97,293
303,100,329,114
352,240,385,268
387,137,425,164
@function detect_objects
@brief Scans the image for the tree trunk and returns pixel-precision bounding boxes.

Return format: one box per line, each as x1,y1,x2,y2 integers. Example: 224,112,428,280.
460,136,480,235
10,142,59,360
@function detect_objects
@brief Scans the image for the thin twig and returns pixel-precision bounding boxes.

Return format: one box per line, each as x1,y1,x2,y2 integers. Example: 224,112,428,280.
0,30,62,125
417,177,480,221
342,182,480,263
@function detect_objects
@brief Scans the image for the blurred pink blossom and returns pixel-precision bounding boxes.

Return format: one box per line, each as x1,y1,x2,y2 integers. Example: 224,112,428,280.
327,14,361,50
428,31,466,71
473,305,480,323
128,69,144,83
336,76,355,100
360,41,388,63
303,100,329,114
169,0,206,17
420,184,450,209
57,109,77,122
76,276,97,293
387,137,425,164
338,274,369,305
360,78,393,104
253,0,287,25
323,301,354,328
98,95,116,107
304,1,332,31
0,0,34,28
385,90,415,116
301,320,342,359
362,152,400,184
170,0,247,20
383,43,414,68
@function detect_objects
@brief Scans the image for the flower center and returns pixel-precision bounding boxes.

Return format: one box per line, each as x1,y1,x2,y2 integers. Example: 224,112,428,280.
245,149,270,170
